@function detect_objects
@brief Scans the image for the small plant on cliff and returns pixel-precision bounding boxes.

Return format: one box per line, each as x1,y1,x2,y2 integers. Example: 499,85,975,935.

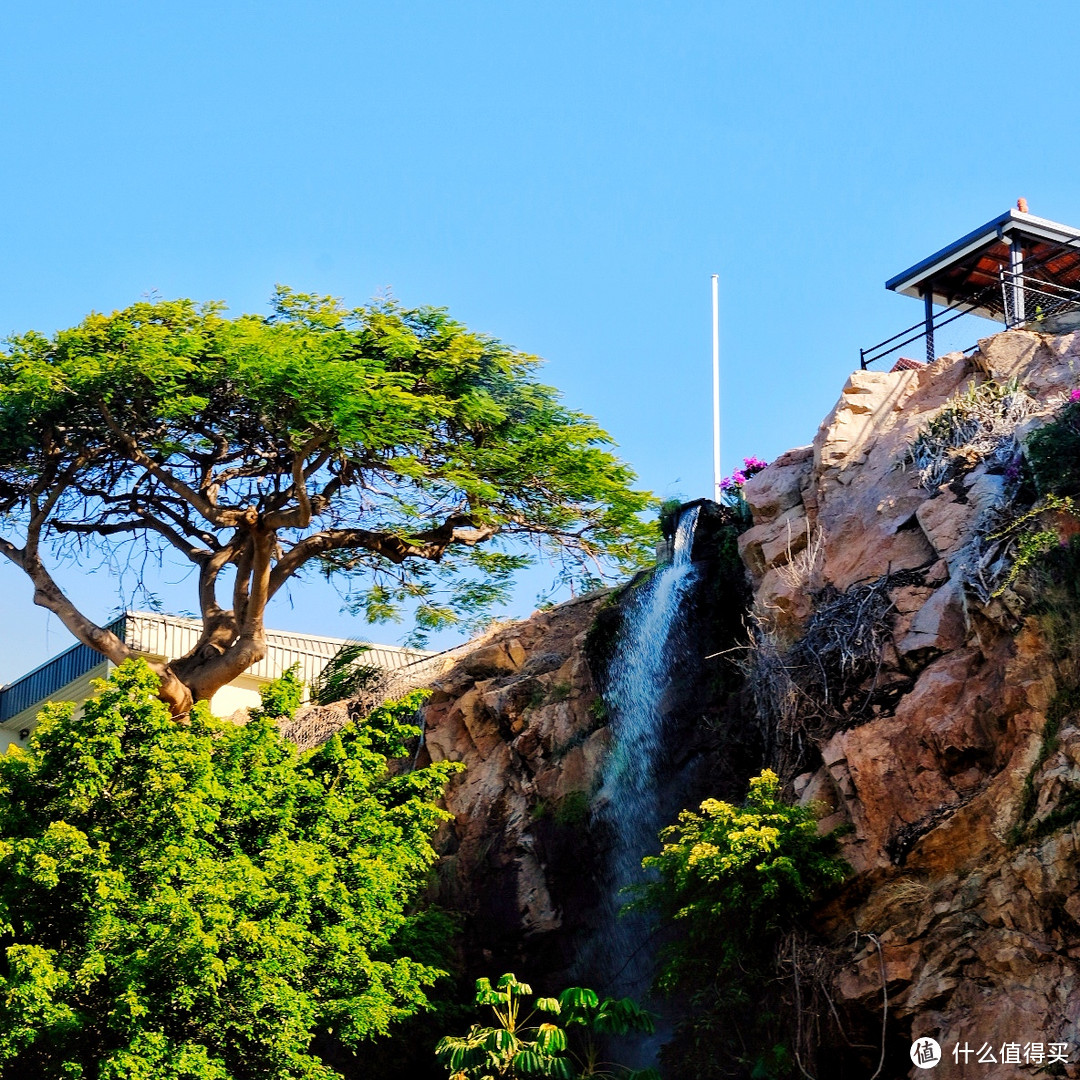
638,770,848,1078
0,660,462,1078
1028,395,1080,499
312,641,383,705
719,457,769,520
903,377,1035,489
436,973,658,1080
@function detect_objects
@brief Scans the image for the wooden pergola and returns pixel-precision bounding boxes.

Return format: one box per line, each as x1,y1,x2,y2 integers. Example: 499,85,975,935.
864,206,1080,367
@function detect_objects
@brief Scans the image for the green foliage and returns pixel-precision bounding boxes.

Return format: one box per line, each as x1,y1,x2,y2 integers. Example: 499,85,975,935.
1008,713,1063,845
1006,537,1080,847
312,643,382,706
643,770,847,988
553,791,591,829
548,682,573,704
0,291,656,677
250,663,305,720
435,974,657,1080
1032,535,1080,680
528,792,591,828
639,771,847,1079
979,495,1078,598
1028,397,1080,498
0,660,463,1079
657,498,684,539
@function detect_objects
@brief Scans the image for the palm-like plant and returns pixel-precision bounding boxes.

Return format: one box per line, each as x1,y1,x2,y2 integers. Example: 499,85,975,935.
435,973,660,1080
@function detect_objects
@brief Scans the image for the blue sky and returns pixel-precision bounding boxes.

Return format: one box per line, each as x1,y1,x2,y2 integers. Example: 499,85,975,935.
3,0,1080,681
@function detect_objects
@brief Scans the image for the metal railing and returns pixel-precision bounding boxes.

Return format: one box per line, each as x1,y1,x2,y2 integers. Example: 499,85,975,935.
861,237,1080,369
999,269,1080,327
859,290,992,369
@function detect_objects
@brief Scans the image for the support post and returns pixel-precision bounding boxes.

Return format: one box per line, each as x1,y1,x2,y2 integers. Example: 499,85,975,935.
924,289,935,364
1010,238,1025,326
712,274,721,503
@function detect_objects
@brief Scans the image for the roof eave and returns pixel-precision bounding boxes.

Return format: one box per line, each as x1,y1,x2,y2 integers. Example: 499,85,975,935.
885,210,1080,299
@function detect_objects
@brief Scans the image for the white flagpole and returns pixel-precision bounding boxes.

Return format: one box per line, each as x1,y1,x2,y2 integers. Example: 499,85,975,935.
711,274,721,502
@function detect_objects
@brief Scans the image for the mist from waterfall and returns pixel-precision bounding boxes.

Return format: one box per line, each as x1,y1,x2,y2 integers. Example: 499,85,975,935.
592,503,701,998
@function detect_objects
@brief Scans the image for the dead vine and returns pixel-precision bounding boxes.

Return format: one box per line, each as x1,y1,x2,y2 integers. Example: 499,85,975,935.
740,571,912,773
777,928,881,1079
775,520,825,592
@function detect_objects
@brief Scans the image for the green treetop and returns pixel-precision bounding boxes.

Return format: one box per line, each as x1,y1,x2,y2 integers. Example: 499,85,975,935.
0,659,462,1079
0,289,654,713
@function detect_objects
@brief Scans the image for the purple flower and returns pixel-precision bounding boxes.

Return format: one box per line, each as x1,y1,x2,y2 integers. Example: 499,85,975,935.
1070,388,1080,402
742,456,768,471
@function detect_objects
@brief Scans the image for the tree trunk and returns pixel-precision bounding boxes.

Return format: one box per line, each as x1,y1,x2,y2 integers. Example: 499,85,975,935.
156,666,196,718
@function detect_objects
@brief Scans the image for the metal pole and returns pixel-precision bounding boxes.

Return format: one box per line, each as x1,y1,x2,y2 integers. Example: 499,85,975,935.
712,274,721,503
924,290,935,364
1011,238,1025,326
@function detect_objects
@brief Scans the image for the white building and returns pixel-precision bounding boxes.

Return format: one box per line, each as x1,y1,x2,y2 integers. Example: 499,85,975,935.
0,612,429,752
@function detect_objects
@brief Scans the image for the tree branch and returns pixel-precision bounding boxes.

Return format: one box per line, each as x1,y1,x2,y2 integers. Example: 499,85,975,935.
266,515,499,598
264,437,326,529
100,401,245,527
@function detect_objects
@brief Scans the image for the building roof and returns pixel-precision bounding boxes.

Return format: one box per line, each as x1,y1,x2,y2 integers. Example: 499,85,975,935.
886,209,1080,320
0,612,430,725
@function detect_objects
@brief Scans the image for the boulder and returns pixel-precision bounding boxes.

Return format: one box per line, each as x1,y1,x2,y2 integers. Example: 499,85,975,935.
897,577,968,656
737,505,805,577
742,444,813,524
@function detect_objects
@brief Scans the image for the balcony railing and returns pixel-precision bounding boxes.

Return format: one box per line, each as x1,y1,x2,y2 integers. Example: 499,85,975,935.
862,251,1080,369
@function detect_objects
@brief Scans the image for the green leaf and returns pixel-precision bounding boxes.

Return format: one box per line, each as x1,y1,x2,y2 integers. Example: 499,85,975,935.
0,660,457,1073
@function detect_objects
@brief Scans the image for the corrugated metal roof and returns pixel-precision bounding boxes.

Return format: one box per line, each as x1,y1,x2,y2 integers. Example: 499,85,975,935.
123,612,430,684
0,612,431,725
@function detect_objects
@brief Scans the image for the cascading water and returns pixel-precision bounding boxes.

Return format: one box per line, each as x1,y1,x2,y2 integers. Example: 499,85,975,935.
590,503,702,998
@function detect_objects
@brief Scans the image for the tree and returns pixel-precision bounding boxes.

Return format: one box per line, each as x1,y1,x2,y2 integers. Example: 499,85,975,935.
638,771,848,1079
0,659,463,1079
435,974,658,1080
0,289,654,713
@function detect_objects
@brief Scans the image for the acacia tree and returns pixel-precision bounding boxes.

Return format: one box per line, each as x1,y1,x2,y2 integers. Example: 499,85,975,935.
0,289,653,714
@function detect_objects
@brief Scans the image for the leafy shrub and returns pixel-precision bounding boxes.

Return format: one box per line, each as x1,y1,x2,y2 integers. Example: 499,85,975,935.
639,771,848,1078
250,661,305,719
658,497,685,539
0,660,462,1079
719,457,769,523
1028,397,1080,498
643,770,847,987
435,973,658,1080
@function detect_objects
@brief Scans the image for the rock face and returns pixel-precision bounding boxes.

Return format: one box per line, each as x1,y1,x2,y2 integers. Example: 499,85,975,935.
414,593,612,977
741,329,1080,1077
285,325,1080,1076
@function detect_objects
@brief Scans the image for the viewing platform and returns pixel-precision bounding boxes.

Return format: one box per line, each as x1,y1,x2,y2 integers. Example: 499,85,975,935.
861,202,1080,369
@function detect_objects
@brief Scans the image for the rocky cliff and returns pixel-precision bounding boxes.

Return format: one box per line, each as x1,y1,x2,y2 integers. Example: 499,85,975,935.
739,330,1080,1078
291,326,1080,1078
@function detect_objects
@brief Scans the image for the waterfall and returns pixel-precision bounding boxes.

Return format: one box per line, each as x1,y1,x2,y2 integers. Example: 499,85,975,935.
591,503,701,997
